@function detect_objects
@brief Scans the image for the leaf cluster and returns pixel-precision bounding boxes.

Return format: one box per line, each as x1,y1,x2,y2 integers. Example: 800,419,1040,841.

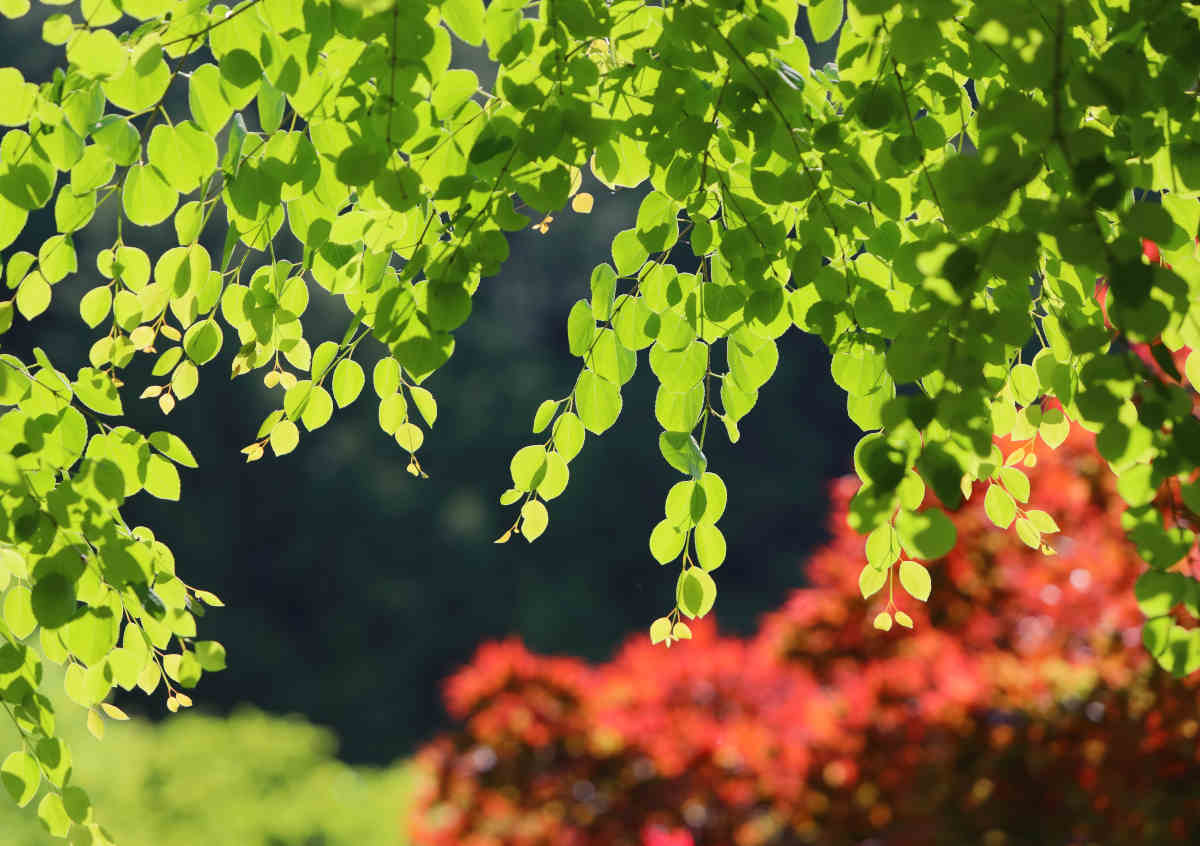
3,0,1200,835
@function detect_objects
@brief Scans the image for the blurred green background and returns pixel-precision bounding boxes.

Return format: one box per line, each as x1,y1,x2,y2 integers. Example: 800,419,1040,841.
1,670,418,844
1,5,843,841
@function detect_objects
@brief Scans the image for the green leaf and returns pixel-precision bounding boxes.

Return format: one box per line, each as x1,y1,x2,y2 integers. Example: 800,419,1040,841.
144,452,181,500
510,444,548,491
40,234,78,284
65,607,119,665
103,41,169,105
440,0,486,46
588,329,636,385
654,383,704,432
650,519,687,564
984,484,1016,529
0,68,34,125
1,750,40,807
1010,363,1039,405
831,336,886,396
665,479,709,528
567,300,594,357
575,370,622,434
895,508,956,560
650,341,708,391
189,64,233,134
0,195,28,251
727,328,778,392
895,610,914,629
73,367,123,415
590,263,617,321
91,116,139,166
257,77,286,134
302,386,334,431
698,473,728,523
378,392,408,435
31,573,75,628
898,560,931,601
270,419,300,456
999,466,1030,503
172,360,199,399
183,319,223,365
3,585,35,638
873,611,893,631
649,616,672,645
1025,509,1059,534
0,0,29,18
15,272,51,320
693,523,726,571
431,68,478,119
1144,619,1200,677
808,0,843,42
520,499,548,541
1014,517,1041,549
373,357,401,397
1039,406,1070,448
532,399,558,433
611,294,656,350
677,568,716,618
611,228,648,276
535,452,569,499
66,28,128,78
148,122,219,194
552,412,585,461
1135,570,1185,618
61,785,89,824
310,341,338,381
148,431,198,467
409,386,437,427
194,640,227,671
37,792,71,837
865,525,899,569
659,431,706,478
331,359,364,408
859,563,887,599
123,164,178,227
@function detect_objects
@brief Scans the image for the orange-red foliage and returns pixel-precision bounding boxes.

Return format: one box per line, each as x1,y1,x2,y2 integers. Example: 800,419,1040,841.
409,427,1200,846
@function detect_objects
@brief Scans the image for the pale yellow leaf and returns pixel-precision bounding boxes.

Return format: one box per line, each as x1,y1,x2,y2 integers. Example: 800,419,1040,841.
100,703,129,720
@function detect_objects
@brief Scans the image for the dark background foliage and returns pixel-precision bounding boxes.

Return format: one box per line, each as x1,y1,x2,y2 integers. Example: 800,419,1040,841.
2,15,851,762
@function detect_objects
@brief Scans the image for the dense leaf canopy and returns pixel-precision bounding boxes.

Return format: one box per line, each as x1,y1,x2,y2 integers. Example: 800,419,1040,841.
1,0,1200,838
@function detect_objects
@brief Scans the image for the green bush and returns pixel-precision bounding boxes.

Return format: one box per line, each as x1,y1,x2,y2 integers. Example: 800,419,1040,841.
0,682,417,845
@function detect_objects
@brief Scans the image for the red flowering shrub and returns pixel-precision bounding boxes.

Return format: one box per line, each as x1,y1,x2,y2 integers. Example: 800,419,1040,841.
409,427,1200,845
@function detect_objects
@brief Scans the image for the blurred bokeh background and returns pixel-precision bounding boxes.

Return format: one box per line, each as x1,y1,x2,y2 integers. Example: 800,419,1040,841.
1,0,846,812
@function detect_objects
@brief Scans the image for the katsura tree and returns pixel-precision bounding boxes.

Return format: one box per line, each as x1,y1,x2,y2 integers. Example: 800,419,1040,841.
1,0,1199,839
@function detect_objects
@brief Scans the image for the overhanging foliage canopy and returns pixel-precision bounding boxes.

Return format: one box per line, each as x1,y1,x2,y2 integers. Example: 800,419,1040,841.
1,0,1200,838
